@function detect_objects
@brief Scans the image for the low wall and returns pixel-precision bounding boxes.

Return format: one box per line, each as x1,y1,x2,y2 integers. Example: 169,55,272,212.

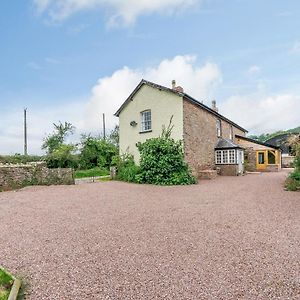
217,164,240,176
282,156,295,168
0,162,74,191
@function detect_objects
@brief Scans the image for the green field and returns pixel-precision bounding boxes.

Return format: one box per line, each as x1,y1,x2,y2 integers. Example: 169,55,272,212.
74,167,110,179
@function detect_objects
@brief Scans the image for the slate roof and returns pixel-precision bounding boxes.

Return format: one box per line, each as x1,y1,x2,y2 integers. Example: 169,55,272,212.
235,134,281,150
215,138,244,150
114,79,248,133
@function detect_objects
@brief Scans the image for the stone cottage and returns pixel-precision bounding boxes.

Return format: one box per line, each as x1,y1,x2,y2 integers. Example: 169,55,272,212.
115,79,280,177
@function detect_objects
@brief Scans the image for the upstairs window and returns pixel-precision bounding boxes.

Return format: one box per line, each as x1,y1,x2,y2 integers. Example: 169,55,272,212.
216,119,222,137
230,125,234,140
141,110,152,132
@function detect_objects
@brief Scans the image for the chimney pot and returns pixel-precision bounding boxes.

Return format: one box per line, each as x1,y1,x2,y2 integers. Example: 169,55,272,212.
172,80,176,89
212,100,218,112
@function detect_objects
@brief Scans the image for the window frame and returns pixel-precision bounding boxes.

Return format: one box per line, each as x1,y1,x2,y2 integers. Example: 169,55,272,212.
140,109,152,133
216,119,222,137
229,125,234,140
215,149,237,165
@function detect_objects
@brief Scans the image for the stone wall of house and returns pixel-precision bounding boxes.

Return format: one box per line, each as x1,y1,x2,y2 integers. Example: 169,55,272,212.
0,163,74,191
217,164,239,176
244,148,257,171
183,99,245,176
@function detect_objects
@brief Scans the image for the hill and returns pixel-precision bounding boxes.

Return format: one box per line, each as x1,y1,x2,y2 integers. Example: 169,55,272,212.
248,126,300,143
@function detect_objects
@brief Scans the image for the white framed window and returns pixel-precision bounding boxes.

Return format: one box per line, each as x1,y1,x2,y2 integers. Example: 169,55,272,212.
216,150,222,164
140,110,152,132
229,150,235,163
215,149,236,164
223,150,228,164
216,119,222,137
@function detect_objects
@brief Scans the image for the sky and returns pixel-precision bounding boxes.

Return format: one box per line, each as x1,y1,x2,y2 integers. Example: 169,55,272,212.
0,0,300,154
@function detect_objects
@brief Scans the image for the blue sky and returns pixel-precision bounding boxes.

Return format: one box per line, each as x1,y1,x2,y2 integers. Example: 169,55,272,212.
0,0,300,154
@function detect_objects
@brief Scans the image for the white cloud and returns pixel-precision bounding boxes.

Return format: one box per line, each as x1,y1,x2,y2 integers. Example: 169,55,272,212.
84,55,222,130
219,93,300,134
0,55,221,154
289,41,300,54
33,0,201,25
247,65,261,75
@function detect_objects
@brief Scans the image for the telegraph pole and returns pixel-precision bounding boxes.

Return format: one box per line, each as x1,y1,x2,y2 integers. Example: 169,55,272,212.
102,113,106,140
24,108,28,156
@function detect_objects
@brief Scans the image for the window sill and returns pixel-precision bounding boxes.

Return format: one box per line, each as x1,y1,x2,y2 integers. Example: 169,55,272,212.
139,130,152,134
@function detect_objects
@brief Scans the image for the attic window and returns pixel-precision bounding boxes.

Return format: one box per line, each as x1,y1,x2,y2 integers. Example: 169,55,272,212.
141,110,152,132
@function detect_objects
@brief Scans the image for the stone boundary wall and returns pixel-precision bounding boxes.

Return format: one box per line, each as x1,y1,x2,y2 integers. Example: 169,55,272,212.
0,162,74,191
282,156,295,168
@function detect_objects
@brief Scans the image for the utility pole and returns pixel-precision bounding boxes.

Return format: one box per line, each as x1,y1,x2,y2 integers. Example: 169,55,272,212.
24,108,28,156
102,113,106,140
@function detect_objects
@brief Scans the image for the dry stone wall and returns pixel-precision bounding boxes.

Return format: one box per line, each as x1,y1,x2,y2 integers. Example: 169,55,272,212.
0,162,74,191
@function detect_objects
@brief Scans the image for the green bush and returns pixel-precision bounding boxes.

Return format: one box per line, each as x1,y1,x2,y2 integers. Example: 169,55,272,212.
45,144,78,169
115,154,140,183
0,154,43,164
79,135,117,170
136,123,196,185
112,154,140,182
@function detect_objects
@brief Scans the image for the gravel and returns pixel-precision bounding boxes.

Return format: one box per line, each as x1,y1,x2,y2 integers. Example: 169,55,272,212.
0,170,299,299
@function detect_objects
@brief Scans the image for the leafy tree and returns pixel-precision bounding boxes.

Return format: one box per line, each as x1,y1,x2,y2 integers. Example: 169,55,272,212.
42,122,75,154
79,135,117,170
42,122,77,168
108,125,119,148
45,144,78,169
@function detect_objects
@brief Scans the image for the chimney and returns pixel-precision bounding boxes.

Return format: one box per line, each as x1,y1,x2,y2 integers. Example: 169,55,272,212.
172,80,176,89
212,100,218,112
171,80,184,93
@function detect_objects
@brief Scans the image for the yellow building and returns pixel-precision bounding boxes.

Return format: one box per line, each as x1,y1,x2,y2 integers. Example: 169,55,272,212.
235,135,281,172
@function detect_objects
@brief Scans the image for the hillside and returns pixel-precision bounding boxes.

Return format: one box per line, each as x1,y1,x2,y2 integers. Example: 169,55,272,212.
248,126,300,143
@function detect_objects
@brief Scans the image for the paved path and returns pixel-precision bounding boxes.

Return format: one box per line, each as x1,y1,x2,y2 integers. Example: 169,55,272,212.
0,171,299,299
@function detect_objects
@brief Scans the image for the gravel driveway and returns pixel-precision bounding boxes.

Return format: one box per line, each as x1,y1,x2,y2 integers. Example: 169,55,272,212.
0,170,299,299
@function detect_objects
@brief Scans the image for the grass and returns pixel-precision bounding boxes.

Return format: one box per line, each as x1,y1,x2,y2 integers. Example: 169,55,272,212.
0,268,13,300
74,167,110,179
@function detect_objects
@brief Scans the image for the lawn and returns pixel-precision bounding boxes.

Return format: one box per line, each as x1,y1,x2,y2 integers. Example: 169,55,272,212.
0,269,13,300
74,167,110,179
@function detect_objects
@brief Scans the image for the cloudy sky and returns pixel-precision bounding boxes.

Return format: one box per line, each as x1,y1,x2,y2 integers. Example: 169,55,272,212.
0,0,300,154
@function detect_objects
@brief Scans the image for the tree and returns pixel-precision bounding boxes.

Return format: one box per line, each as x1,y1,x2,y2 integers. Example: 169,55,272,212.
42,122,77,169
108,125,119,148
79,135,117,169
42,122,75,154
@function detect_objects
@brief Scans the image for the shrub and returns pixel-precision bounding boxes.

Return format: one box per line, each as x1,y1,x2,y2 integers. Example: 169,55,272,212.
79,135,117,170
136,122,196,185
0,154,43,164
114,154,140,183
45,144,78,169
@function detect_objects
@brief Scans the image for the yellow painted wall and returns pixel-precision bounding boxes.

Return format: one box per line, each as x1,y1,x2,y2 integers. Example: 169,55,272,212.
119,85,183,163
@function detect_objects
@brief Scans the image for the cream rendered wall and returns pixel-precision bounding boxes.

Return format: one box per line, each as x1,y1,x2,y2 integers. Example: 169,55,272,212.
119,85,183,163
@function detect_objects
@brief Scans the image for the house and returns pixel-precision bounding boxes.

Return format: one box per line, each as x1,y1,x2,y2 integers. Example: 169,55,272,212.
115,79,281,177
